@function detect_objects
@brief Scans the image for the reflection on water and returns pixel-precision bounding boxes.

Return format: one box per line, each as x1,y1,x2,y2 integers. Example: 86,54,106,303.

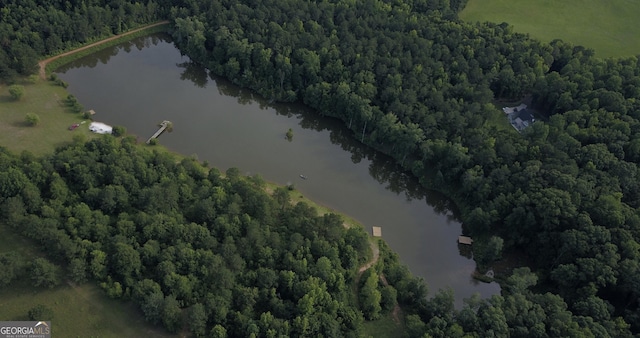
57,33,500,306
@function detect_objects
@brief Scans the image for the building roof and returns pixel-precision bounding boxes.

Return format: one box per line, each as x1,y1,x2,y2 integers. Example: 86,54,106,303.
505,104,536,132
514,108,534,122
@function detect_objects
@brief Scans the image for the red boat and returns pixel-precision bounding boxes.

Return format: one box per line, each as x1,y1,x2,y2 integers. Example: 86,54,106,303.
68,123,80,130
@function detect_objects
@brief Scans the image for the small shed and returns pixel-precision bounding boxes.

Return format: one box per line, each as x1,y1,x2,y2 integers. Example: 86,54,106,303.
458,236,473,245
372,226,382,237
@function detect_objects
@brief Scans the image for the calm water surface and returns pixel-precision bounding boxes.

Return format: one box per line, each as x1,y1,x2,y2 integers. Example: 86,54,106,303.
57,34,500,305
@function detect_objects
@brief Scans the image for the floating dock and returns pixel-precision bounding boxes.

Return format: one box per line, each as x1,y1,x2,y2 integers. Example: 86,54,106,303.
146,120,171,144
458,236,473,245
372,226,382,237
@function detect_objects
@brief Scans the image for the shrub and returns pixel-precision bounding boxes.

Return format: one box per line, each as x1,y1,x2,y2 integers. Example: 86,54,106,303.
65,94,77,106
55,78,68,88
25,113,40,126
112,125,126,137
8,84,25,100
28,304,54,321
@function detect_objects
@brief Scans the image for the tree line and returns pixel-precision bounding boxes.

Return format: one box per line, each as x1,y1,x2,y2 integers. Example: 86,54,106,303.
3,0,640,335
1,136,621,337
163,0,640,334
0,0,164,82
1,136,423,336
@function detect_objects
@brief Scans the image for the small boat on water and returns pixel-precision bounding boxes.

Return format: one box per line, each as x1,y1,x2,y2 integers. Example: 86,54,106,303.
299,175,307,180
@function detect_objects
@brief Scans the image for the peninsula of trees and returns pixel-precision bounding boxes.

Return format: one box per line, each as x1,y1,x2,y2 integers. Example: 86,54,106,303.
2,0,640,336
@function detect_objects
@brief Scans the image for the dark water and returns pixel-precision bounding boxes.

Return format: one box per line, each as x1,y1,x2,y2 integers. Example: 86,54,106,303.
57,34,500,305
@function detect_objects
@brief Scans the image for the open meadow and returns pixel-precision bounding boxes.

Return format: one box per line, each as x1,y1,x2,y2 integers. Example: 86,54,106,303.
0,79,95,156
0,223,175,337
459,0,640,59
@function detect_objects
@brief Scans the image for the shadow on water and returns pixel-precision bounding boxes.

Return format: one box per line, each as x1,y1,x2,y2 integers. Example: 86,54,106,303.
202,67,459,219
56,34,173,72
56,34,501,304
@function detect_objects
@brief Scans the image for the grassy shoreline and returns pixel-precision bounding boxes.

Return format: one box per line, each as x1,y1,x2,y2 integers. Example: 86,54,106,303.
1,47,385,337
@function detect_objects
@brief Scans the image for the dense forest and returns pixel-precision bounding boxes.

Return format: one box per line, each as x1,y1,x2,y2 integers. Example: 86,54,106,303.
3,0,640,336
0,0,164,81
0,137,386,336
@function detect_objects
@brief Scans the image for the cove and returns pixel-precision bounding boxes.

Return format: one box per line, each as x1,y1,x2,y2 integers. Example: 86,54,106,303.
56,33,500,305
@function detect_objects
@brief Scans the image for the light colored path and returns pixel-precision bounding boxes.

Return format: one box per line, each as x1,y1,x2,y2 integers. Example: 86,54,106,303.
358,240,380,273
356,240,403,324
38,21,170,79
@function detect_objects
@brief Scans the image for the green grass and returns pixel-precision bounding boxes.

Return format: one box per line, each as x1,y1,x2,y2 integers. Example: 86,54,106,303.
459,0,640,58
363,312,406,338
485,105,516,132
0,79,96,156
0,280,173,338
0,222,175,337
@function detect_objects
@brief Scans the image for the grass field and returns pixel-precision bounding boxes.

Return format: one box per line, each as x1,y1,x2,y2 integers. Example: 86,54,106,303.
0,79,96,156
0,223,174,337
459,0,640,59
363,312,406,338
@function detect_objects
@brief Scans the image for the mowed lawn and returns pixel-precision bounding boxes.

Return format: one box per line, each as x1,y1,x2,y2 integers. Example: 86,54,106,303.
0,224,176,338
0,79,95,156
459,0,640,59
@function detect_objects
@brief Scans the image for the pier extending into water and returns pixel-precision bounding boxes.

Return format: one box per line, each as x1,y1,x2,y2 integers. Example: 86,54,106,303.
146,120,172,144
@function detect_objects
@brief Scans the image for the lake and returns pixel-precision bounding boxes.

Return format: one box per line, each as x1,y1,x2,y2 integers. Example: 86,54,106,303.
57,33,500,306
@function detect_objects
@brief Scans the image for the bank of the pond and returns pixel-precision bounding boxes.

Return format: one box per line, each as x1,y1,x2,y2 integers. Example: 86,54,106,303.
55,34,501,304
41,21,170,78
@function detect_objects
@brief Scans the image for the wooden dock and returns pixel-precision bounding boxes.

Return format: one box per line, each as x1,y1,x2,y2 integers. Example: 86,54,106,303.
458,236,473,245
146,120,171,144
372,226,382,237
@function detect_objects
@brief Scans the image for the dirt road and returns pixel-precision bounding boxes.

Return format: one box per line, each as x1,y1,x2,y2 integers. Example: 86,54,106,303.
357,240,403,324
38,21,170,79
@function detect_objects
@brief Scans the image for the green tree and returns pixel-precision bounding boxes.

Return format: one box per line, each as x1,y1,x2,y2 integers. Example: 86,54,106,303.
162,294,182,333
90,250,108,280
474,236,504,270
28,304,54,321
112,242,141,281
359,269,382,320
112,125,127,137
141,290,165,324
25,113,40,126
380,285,398,313
8,84,25,100
68,258,88,284
189,303,207,337
209,325,228,338
30,258,60,289
0,251,25,286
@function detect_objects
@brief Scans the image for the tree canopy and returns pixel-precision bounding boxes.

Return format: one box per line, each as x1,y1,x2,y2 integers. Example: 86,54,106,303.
3,0,640,335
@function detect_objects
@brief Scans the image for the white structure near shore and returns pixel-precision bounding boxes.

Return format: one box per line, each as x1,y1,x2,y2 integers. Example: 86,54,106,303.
89,122,113,134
